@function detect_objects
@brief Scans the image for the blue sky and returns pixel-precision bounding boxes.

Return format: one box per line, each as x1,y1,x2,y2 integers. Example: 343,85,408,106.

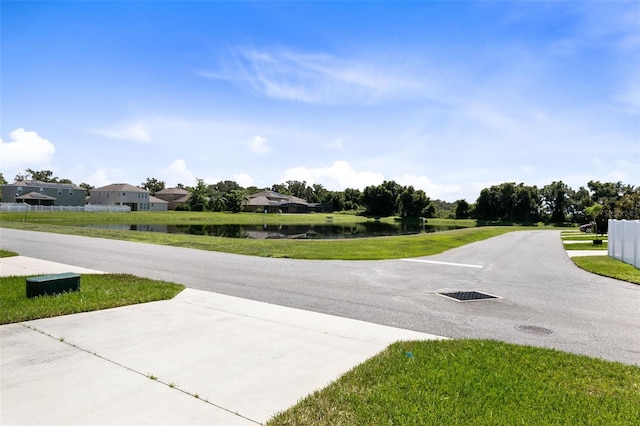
1,1,638,201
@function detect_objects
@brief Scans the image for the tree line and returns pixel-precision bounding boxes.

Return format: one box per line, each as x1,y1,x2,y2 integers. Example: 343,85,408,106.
3,169,638,226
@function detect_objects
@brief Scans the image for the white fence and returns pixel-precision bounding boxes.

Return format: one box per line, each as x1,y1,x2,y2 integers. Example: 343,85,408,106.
0,203,131,213
608,219,640,269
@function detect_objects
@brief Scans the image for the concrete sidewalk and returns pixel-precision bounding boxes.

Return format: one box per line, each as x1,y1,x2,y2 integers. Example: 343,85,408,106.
0,257,445,425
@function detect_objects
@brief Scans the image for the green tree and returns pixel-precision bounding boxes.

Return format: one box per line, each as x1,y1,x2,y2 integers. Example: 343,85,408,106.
614,188,640,219
398,186,431,218
542,181,571,222
584,204,604,236
213,180,242,194
27,169,58,182
141,177,165,195
207,190,227,212
569,187,592,223
363,183,396,217
79,183,94,196
455,200,471,219
587,181,625,233
343,188,362,211
224,189,248,213
187,179,208,212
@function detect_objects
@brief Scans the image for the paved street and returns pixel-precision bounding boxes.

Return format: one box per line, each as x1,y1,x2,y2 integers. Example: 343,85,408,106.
1,228,639,365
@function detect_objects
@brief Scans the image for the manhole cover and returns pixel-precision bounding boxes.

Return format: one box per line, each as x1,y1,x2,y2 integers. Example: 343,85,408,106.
515,325,556,336
438,291,498,302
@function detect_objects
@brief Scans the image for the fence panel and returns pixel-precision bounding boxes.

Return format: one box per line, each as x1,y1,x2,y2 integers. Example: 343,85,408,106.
608,219,640,269
0,203,131,213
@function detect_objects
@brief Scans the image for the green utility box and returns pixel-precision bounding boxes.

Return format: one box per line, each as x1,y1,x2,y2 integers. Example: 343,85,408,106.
26,273,81,298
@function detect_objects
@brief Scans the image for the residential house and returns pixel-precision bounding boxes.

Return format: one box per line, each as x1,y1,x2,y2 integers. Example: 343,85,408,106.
90,183,167,211
245,190,322,213
154,187,189,210
1,180,86,206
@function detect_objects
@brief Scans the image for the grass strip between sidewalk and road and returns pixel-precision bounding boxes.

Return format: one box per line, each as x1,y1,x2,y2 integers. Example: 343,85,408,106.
0,274,184,324
268,339,640,426
0,249,18,258
571,256,640,285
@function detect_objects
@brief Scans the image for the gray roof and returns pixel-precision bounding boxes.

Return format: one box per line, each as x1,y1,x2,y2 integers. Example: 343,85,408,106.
248,190,310,206
92,183,148,193
16,191,57,200
155,188,189,196
149,196,168,204
6,180,82,190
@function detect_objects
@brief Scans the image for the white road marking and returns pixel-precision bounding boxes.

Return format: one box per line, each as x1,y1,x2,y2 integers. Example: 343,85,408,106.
400,258,484,269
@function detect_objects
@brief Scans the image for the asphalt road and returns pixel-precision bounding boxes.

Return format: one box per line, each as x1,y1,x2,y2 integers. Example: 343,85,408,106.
2,228,639,365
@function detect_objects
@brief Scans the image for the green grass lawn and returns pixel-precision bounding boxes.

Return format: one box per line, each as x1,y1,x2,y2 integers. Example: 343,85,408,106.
0,249,18,258
0,274,184,324
268,339,640,425
0,211,554,260
572,256,640,285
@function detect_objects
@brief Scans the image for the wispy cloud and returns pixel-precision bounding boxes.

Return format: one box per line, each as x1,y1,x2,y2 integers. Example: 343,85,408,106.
249,135,271,154
202,48,422,105
91,121,150,142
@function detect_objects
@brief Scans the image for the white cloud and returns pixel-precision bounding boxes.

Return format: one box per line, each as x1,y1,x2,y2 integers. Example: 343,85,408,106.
249,135,270,155
394,174,464,201
85,169,111,188
281,161,384,191
161,159,196,187
232,172,254,187
0,128,55,177
92,121,150,142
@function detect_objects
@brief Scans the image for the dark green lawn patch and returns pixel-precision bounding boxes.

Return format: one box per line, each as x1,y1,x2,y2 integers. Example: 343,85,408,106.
572,256,640,285
0,274,184,324
0,249,18,258
268,340,640,425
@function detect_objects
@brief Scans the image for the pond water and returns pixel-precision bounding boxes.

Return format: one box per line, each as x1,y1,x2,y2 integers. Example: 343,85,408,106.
85,222,464,239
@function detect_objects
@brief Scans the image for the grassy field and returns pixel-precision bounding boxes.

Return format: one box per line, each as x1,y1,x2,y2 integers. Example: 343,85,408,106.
0,274,184,324
0,212,553,260
268,339,640,425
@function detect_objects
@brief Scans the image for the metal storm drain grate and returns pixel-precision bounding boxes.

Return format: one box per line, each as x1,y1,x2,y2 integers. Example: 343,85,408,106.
438,291,498,302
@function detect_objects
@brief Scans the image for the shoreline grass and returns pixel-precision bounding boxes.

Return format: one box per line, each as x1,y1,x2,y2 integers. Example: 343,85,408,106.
571,256,640,285
0,274,184,324
0,213,559,260
268,339,640,425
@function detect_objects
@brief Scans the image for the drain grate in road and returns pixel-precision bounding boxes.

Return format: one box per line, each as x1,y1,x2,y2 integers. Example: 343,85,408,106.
438,291,498,302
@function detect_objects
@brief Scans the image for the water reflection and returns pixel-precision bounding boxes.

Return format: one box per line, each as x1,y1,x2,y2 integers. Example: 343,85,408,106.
86,222,462,239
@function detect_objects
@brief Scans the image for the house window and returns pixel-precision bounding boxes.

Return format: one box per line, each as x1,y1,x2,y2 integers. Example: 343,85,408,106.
122,192,126,197
40,187,44,193
16,187,22,195
58,189,63,195
68,189,73,196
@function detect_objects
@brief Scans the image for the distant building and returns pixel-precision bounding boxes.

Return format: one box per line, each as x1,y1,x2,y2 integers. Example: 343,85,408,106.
1,180,85,206
245,190,322,213
154,187,189,210
90,183,167,211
